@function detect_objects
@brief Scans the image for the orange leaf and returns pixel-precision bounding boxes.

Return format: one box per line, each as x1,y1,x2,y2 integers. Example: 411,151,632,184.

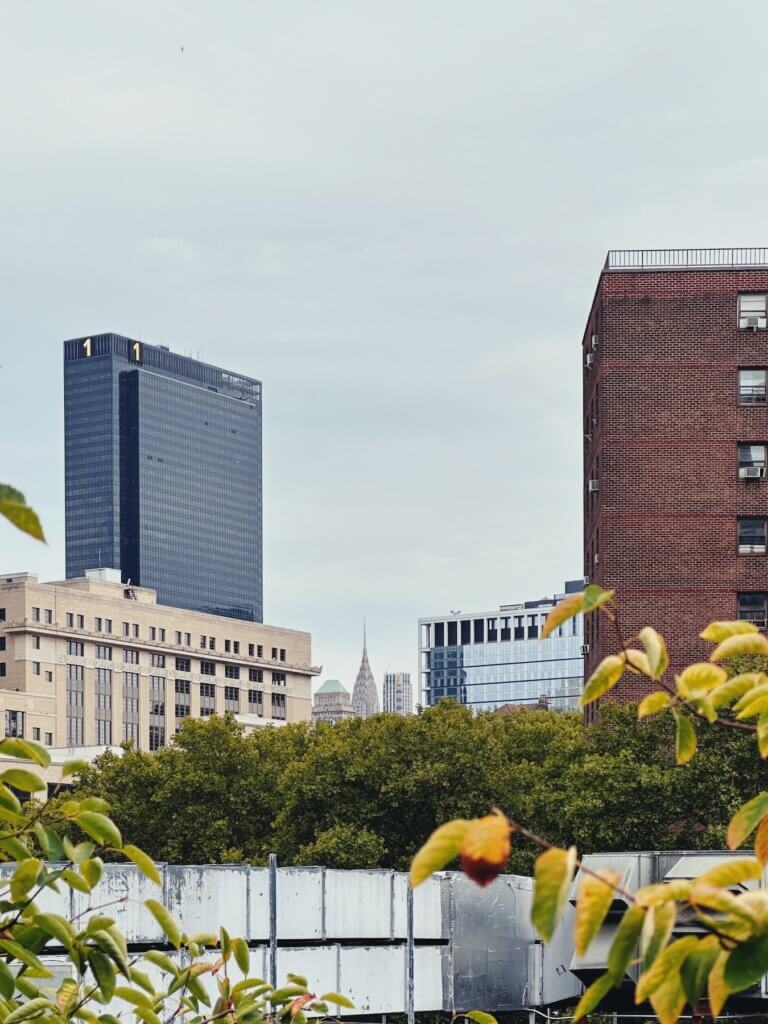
459,811,512,887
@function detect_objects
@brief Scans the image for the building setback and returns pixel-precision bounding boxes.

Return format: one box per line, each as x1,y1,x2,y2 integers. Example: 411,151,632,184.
583,248,768,702
64,335,262,621
382,672,412,715
418,581,584,712
0,570,318,749
311,679,356,723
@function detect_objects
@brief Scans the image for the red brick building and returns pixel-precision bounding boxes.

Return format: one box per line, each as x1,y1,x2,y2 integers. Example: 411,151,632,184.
583,248,768,702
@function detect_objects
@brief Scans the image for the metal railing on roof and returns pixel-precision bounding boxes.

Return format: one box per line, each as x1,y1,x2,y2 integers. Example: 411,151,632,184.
606,247,768,270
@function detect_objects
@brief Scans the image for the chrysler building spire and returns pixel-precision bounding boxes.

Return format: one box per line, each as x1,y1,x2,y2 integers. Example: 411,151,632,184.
352,620,380,718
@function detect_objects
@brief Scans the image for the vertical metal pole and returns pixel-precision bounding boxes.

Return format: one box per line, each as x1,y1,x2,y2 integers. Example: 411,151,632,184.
406,882,415,1024
269,853,278,988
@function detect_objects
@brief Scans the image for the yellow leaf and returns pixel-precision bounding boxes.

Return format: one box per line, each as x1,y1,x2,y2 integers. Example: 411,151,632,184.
458,811,511,887
636,880,691,907
607,904,646,980
542,593,584,640
708,950,730,1017
574,869,619,956
695,858,762,888
580,655,626,707
410,819,470,887
737,692,768,719
625,649,653,676
638,691,671,719
641,902,676,969
649,969,687,1024
531,846,577,941
675,663,727,697
582,584,615,612
674,713,696,765
728,793,768,849
711,673,765,709
710,632,768,662
700,620,759,642
732,678,768,712
638,627,668,679
688,885,756,922
755,816,768,865
636,936,698,1003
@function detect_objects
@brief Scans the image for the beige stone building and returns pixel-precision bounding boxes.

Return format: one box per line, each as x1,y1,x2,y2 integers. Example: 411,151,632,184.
0,569,318,751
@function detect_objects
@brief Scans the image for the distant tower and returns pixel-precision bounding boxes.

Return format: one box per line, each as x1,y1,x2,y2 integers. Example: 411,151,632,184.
383,672,413,715
352,622,380,718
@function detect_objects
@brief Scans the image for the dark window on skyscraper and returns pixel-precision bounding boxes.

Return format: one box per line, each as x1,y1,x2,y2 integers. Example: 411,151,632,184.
447,621,458,646
460,621,471,644
434,623,444,647
473,619,484,643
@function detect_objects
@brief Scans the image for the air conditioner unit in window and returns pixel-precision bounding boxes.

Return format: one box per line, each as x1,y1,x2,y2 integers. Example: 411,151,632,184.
581,644,590,656
585,354,594,369
740,466,766,480
594,553,600,564
588,479,599,493
590,334,599,351
739,544,767,554
746,315,767,330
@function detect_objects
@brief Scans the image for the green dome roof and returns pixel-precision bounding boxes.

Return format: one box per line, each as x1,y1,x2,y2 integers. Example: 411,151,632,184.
316,678,348,694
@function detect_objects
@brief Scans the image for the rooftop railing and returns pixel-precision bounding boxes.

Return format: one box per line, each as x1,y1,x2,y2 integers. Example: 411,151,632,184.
606,248,768,270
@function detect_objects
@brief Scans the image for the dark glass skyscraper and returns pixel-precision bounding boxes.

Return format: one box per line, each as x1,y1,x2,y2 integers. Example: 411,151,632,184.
64,334,262,621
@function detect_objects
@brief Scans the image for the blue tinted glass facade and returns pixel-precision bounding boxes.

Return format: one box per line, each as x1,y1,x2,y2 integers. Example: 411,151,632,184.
64,334,262,621
419,581,584,712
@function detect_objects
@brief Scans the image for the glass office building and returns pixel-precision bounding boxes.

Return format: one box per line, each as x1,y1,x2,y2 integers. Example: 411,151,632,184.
418,580,584,712
64,334,262,621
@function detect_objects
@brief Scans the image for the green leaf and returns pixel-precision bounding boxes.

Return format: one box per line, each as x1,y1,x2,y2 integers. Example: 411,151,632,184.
81,857,104,890
271,985,309,1003
638,627,668,679
607,904,646,981
144,898,182,949
727,792,768,849
409,818,469,887
635,936,698,1002
143,950,179,976
680,936,720,1008
641,902,676,969
10,857,43,902
0,485,45,542
89,929,131,979
232,937,249,975
88,948,116,1001
61,868,92,894
0,769,45,793
122,845,161,885
61,759,89,778
320,994,355,1009
711,674,763,709
582,584,615,613
0,836,33,861
4,997,55,1024
674,712,697,765
33,912,75,953
573,869,618,956
724,933,768,992
531,846,577,941
572,973,614,1022
114,985,153,1009
57,977,80,1014
75,812,122,849
79,797,111,813
0,959,14,1000
0,738,50,768
637,692,671,719
0,939,51,975
580,655,625,706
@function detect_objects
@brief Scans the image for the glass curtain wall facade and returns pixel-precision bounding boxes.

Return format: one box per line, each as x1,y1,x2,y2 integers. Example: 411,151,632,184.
418,580,585,712
64,334,263,621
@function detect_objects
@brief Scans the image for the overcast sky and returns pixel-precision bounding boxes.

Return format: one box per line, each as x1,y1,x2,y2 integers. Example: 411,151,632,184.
2,1,766,701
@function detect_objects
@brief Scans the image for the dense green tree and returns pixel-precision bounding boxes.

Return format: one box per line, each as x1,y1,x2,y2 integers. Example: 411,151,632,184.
69,699,768,873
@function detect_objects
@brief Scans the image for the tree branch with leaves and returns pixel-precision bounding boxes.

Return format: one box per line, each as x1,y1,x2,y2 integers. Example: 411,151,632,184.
411,586,768,1024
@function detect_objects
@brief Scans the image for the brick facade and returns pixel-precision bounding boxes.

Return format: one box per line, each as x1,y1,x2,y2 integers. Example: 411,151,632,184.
583,261,768,703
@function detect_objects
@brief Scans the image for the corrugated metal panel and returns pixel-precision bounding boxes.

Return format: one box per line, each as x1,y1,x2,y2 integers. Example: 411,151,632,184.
71,863,163,943
273,867,325,940
165,865,250,937
325,869,393,939
392,873,443,939
339,946,406,1013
